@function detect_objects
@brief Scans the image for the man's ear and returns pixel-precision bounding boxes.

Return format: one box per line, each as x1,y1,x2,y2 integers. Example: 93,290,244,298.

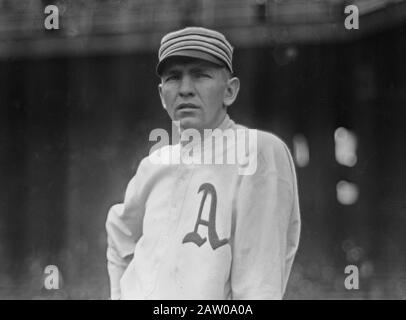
158,83,167,110
223,77,240,107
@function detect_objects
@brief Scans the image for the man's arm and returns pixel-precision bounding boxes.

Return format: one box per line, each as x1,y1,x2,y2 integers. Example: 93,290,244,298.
106,204,134,300
105,161,147,300
231,140,301,300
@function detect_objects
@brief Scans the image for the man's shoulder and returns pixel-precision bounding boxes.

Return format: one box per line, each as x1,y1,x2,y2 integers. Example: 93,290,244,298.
235,123,290,156
138,143,180,169
257,129,288,149
234,123,293,176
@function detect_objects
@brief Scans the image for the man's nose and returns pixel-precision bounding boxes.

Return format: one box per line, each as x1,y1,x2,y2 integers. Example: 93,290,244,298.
178,75,195,97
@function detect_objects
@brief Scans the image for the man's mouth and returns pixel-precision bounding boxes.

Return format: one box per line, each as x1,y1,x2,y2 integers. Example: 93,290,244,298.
176,103,199,111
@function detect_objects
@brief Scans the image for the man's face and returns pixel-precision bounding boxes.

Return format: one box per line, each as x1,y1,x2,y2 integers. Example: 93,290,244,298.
158,57,231,132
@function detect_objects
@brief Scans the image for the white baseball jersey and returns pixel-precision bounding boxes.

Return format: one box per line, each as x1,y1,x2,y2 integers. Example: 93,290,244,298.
106,114,300,300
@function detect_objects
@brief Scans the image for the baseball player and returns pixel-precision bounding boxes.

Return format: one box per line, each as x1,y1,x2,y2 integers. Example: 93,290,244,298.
106,27,301,300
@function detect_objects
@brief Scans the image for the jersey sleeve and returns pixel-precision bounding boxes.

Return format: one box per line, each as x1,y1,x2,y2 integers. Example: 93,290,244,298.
105,159,147,300
230,138,301,300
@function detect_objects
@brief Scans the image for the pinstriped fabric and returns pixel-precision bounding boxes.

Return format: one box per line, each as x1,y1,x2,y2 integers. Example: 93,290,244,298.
161,42,232,68
157,27,233,75
160,37,232,64
160,33,233,58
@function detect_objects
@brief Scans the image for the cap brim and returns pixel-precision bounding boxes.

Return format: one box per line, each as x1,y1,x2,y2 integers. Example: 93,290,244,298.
156,49,225,76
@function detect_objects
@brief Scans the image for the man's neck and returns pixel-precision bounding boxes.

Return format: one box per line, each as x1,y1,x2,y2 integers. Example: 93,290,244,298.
179,113,229,147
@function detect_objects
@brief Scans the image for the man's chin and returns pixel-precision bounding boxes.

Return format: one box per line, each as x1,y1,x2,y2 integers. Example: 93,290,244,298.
179,118,203,131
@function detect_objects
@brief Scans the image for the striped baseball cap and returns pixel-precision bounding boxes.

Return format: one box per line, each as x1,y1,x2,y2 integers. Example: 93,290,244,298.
156,27,234,76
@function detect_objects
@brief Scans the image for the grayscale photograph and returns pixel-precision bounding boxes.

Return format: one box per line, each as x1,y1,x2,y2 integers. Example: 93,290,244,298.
0,0,405,301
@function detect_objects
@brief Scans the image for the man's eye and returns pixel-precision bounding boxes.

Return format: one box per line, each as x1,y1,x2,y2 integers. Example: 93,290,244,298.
165,75,179,81
196,73,210,78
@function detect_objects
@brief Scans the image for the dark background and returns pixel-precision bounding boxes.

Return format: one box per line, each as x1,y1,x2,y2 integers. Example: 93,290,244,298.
1,0,406,299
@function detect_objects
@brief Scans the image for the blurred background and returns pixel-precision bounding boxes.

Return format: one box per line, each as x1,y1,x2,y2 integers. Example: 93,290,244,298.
1,0,406,299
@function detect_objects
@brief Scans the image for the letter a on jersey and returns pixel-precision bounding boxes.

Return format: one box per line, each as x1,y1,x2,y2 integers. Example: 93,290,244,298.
183,183,229,250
